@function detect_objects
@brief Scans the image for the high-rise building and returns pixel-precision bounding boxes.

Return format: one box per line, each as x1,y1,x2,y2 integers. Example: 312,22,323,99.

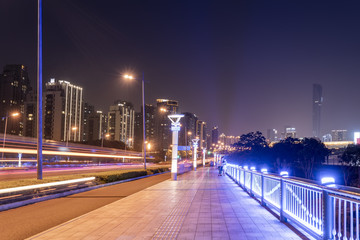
144,104,156,143
83,107,106,142
0,64,31,136
322,134,332,142
179,112,197,147
23,90,37,138
267,129,278,142
44,78,83,142
134,112,142,151
285,127,296,139
154,99,179,152
313,84,323,138
211,126,219,145
219,133,226,146
82,103,95,142
206,134,212,150
196,120,207,149
108,100,135,147
134,104,156,151
331,130,348,141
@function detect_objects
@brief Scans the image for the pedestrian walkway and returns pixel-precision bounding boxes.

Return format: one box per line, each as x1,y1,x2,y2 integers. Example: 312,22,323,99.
28,167,304,240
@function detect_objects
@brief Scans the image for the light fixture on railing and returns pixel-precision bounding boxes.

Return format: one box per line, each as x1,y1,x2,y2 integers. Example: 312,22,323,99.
280,171,289,177
244,166,248,170
250,166,256,171
321,177,335,187
261,168,268,174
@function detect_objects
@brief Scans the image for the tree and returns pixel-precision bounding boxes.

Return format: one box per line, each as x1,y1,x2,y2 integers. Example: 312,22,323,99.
340,145,360,186
229,131,269,166
297,138,330,179
272,137,302,172
233,131,267,151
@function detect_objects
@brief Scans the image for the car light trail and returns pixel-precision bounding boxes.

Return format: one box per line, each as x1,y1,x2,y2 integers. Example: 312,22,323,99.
0,177,96,194
0,147,143,159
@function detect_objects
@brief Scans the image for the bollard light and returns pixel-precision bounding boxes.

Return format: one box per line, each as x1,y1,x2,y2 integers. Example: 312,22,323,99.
280,171,289,177
321,177,335,187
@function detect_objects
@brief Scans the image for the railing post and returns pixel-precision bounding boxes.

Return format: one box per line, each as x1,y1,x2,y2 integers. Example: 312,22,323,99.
322,190,334,240
236,166,239,184
250,171,253,196
261,174,265,206
280,178,287,222
243,170,246,189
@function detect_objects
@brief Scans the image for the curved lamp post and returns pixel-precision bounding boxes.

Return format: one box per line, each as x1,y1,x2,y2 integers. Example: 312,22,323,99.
202,148,206,166
168,114,184,180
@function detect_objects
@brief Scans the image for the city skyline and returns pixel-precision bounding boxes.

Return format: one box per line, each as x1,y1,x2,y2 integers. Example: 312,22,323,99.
2,1,360,137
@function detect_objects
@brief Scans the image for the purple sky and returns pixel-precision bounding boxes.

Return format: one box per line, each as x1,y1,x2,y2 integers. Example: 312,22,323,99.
1,0,360,137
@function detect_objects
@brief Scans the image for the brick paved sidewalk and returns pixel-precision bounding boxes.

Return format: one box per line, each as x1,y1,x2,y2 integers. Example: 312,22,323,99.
28,167,302,240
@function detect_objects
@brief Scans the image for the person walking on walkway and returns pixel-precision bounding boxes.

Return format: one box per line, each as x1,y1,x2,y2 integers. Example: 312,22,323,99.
222,158,227,175
218,158,223,176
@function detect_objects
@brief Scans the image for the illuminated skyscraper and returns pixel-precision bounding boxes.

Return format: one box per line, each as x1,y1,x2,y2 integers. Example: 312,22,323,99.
211,126,219,145
44,79,83,142
134,104,156,151
267,129,278,142
108,100,135,147
285,127,296,139
331,130,347,141
313,84,323,138
196,120,207,149
154,99,179,153
179,112,197,147
0,64,31,136
83,102,106,142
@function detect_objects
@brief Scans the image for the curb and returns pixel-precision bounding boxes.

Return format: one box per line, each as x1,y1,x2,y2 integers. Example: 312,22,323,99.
0,171,170,212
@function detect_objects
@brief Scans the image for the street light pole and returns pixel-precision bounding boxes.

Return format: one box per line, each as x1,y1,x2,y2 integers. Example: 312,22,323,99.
123,73,146,170
169,114,184,180
192,138,199,171
1,113,19,161
142,72,146,169
101,133,104,148
37,0,43,180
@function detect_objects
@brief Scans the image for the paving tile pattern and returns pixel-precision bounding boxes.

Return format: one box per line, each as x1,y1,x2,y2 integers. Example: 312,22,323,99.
28,168,303,240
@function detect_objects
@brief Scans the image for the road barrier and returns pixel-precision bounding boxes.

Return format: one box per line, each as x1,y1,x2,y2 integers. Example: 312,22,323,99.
226,163,360,240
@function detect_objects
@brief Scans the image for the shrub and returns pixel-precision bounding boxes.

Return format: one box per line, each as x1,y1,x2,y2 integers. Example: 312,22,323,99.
95,167,170,184
95,170,147,184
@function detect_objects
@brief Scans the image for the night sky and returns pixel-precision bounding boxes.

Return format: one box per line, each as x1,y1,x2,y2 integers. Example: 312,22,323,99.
1,0,360,137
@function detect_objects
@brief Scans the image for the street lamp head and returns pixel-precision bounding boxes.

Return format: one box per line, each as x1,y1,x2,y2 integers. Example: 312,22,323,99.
123,74,134,80
187,131,192,135
11,112,20,117
72,127,77,131
105,134,110,138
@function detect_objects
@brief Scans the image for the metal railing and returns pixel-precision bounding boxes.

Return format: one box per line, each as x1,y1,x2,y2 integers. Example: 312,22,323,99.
225,163,360,240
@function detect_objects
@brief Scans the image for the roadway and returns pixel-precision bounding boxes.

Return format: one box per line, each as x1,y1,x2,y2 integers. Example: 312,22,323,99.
0,172,170,240
0,163,149,181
